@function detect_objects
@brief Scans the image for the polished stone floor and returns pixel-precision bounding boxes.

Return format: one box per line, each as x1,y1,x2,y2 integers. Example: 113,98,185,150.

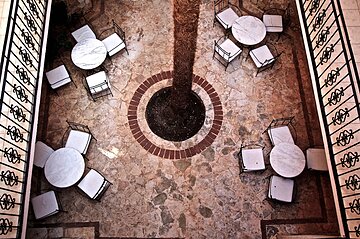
27,0,340,238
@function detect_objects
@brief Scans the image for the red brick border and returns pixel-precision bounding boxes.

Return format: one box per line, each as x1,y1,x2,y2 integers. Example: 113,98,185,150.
127,71,223,159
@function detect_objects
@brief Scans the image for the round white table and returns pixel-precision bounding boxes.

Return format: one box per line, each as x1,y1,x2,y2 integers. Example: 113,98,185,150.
71,38,107,70
270,143,306,178
44,148,85,188
231,16,266,46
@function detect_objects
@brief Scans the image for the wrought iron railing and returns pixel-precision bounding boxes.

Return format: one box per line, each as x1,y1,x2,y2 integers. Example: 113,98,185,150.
297,0,360,238
0,0,50,238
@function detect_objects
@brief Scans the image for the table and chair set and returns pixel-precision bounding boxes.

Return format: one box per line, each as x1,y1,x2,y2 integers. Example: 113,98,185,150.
238,116,329,204
31,121,112,220
45,16,128,101
213,0,289,73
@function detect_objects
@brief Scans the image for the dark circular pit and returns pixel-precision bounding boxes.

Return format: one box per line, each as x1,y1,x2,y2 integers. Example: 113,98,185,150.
145,87,206,142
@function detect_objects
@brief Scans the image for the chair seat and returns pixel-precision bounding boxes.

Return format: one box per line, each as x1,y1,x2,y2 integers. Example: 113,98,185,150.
249,45,275,68
242,148,265,171
306,148,328,171
78,169,108,199
268,125,294,145
31,191,59,219
86,71,110,94
45,65,71,89
71,25,96,43
215,39,242,62
263,15,283,32
102,33,126,57
268,175,294,202
216,7,239,29
34,141,54,168
65,129,91,154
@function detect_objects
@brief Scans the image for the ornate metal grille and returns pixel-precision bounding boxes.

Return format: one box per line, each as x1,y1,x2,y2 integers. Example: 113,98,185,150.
0,0,50,238
298,0,360,238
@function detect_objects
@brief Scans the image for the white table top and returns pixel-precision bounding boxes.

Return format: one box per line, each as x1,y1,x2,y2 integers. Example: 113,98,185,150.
44,147,85,188
71,38,107,70
231,16,266,46
270,143,306,178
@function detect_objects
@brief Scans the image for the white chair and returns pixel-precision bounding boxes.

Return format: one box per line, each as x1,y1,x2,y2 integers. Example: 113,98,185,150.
249,44,281,76
84,70,113,101
264,116,295,146
268,175,295,203
77,168,112,201
34,141,54,168
213,36,242,71
31,191,61,219
45,65,73,90
238,143,266,173
262,5,290,41
214,0,241,32
71,24,96,43
100,20,128,57
306,148,328,171
263,14,283,33
63,121,96,156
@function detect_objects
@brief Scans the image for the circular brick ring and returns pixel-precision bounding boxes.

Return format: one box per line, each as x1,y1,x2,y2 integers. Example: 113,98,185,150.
127,71,223,159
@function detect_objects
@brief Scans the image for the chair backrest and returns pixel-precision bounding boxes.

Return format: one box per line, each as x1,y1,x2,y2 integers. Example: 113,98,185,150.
67,120,91,134
266,116,295,131
263,4,291,29
34,141,54,168
112,20,126,44
263,116,296,145
214,0,230,14
214,40,231,61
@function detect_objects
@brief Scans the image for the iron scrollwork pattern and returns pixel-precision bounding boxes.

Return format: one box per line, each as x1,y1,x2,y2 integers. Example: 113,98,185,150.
0,0,49,236
6,126,24,143
309,0,320,15
332,108,350,125
355,224,360,237
16,65,31,85
21,29,35,51
19,47,33,68
336,129,354,147
328,87,344,106
10,104,26,122
0,218,13,235
315,27,330,48
23,12,37,32
320,44,335,64
0,194,16,210
3,147,21,164
350,198,360,215
13,84,29,103
312,9,326,31
341,151,360,168
345,174,360,191
324,68,340,87
26,0,39,19
0,170,19,187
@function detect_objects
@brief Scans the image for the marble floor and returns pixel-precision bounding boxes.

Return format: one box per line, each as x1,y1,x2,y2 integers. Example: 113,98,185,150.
27,0,340,238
